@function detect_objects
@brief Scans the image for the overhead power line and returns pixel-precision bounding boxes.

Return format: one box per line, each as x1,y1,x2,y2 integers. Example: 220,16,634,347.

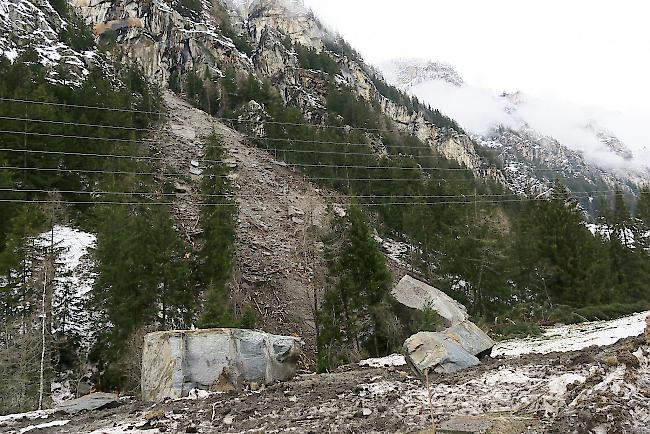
0,190,630,208
0,97,456,135
0,186,628,201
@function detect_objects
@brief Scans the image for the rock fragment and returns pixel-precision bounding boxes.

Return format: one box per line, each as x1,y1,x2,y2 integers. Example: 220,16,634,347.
55,392,121,415
404,331,480,375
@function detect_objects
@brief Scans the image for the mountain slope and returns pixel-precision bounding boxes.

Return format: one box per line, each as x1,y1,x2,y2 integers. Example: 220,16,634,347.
379,58,649,210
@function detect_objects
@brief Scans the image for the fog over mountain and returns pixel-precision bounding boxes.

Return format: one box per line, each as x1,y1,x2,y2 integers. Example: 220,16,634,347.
379,59,650,173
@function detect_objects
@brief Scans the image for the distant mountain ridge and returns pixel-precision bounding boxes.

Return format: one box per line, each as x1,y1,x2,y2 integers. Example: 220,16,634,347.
378,57,649,209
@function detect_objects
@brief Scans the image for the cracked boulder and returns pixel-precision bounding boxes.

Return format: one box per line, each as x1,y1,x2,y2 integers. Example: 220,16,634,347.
404,320,494,375
141,329,302,402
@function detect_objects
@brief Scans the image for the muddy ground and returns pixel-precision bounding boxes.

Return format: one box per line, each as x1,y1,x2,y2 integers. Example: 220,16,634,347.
2,336,648,434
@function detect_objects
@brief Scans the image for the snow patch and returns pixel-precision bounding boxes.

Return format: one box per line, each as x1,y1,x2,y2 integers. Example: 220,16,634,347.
0,410,54,423
492,311,649,357
184,388,213,400
359,354,406,368
33,225,96,344
483,368,534,386
547,373,586,396
3,46,18,62
19,420,70,433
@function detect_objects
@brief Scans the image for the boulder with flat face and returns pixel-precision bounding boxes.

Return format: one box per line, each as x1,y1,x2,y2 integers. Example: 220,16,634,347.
141,329,301,402
392,275,468,326
440,320,495,356
404,331,480,375
404,320,495,375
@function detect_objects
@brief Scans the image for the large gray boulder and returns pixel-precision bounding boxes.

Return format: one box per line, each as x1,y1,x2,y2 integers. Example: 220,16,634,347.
404,320,495,375
392,275,468,325
404,332,480,375
141,329,301,402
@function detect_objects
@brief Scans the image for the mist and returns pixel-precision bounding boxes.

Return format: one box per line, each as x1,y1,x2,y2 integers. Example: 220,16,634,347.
401,74,650,171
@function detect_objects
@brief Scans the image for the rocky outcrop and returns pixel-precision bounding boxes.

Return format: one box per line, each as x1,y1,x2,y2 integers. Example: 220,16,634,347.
645,315,650,344
243,0,325,51
72,0,253,85
141,328,302,401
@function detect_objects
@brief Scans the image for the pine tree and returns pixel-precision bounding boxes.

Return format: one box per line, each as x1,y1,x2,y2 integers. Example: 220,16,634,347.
317,206,393,371
197,134,239,328
512,181,603,308
91,204,193,388
603,193,650,301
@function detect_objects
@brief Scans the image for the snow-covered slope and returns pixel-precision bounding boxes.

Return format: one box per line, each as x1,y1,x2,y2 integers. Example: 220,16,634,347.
378,58,650,203
34,225,96,341
0,0,98,83
380,58,464,88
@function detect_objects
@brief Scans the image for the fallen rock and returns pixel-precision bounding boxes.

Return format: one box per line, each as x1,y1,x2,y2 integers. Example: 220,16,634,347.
646,315,650,344
55,392,120,415
404,331,480,375
404,321,494,375
141,329,302,402
439,320,495,356
392,275,468,326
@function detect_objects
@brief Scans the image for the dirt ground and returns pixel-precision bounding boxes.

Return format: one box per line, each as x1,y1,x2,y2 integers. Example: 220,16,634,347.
2,336,648,434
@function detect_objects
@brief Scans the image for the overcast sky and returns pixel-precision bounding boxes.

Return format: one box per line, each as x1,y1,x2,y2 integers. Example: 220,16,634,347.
302,0,650,118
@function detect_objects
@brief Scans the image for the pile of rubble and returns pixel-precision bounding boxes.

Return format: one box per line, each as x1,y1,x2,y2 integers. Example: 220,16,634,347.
153,93,345,365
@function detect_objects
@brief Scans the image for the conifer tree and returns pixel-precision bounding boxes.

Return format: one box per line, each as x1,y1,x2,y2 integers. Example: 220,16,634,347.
317,206,393,371
197,134,239,328
512,181,602,307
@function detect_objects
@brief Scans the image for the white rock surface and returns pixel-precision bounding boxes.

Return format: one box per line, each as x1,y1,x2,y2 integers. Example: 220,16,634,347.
141,328,302,402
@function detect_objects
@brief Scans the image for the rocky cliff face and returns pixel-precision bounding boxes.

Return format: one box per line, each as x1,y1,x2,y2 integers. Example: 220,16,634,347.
72,0,254,85
380,58,464,88
58,0,505,183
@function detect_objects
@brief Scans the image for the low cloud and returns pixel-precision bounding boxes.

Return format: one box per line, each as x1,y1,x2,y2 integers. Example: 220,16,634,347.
406,79,650,171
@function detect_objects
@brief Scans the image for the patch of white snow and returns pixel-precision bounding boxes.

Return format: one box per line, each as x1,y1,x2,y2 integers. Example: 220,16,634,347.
492,311,649,357
360,354,407,368
19,420,70,433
